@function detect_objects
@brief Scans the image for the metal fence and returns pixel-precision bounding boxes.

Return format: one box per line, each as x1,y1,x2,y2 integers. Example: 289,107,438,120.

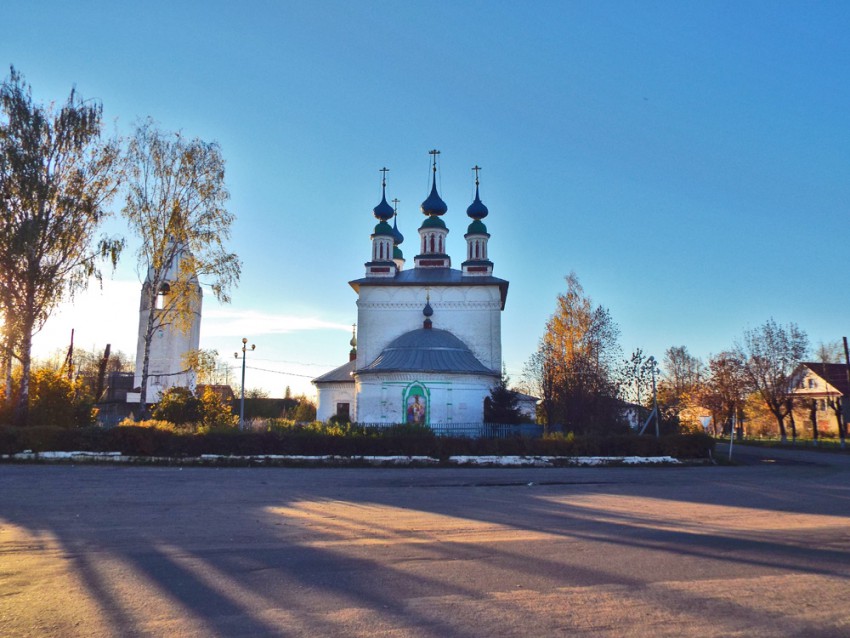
356,422,544,439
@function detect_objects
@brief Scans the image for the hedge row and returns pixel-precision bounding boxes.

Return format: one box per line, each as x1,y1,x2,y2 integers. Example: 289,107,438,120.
0,425,714,459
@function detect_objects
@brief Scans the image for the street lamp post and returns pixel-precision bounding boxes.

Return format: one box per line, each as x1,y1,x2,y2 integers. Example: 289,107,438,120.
235,337,255,431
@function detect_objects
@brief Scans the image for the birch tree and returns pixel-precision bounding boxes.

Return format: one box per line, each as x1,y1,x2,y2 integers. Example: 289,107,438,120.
0,68,123,424
524,273,624,434
736,319,808,442
123,119,240,410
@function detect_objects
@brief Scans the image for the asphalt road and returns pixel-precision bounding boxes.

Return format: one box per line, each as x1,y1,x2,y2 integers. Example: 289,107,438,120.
1,449,849,637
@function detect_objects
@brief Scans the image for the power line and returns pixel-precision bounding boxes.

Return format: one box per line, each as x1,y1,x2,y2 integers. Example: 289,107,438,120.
247,357,337,367
242,365,316,379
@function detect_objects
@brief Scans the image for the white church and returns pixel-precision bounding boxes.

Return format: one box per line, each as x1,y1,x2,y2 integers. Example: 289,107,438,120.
313,152,509,425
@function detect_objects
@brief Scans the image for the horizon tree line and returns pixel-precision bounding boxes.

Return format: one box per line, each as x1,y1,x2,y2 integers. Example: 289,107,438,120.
521,273,846,444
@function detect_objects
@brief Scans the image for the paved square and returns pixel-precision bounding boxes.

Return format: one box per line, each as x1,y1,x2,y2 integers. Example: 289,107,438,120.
2,447,849,636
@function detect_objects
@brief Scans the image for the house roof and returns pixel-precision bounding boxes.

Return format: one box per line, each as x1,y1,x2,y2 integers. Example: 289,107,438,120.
196,384,235,401
349,267,509,309
312,359,356,385
358,328,498,377
799,362,850,396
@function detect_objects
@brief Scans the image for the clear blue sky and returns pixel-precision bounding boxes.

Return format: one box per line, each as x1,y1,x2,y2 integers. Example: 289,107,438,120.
4,1,849,397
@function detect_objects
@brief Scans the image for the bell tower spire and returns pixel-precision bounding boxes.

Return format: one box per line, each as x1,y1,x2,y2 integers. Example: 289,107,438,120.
461,164,493,276
365,167,398,278
414,149,451,269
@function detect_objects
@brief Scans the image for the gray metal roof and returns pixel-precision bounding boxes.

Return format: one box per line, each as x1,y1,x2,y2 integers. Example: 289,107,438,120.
349,267,509,309
358,328,498,376
312,359,356,385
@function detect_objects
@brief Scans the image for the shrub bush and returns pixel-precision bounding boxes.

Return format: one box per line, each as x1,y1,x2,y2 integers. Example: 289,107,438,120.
0,423,714,460
152,387,201,425
28,369,96,428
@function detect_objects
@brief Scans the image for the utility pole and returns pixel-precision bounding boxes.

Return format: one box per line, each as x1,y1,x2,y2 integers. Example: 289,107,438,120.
234,338,255,431
639,356,660,437
841,336,849,449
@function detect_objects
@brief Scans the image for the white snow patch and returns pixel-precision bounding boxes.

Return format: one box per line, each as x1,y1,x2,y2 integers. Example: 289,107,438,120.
4,451,680,467
449,455,555,467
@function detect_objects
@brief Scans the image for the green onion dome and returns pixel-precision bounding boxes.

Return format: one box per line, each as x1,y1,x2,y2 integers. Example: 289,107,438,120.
466,219,488,235
372,220,394,236
421,215,447,229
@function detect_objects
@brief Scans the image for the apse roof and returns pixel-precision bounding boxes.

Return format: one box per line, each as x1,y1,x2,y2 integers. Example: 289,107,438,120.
312,359,356,385
358,328,497,376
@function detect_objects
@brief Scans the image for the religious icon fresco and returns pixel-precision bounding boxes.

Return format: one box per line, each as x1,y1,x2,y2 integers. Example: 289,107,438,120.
404,385,428,425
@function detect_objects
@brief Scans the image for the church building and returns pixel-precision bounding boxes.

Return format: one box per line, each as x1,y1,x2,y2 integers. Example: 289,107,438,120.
313,152,509,425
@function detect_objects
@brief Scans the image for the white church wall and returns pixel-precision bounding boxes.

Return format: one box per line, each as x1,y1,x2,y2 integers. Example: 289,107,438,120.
354,372,496,424
316,383,356,422
356,284,502,371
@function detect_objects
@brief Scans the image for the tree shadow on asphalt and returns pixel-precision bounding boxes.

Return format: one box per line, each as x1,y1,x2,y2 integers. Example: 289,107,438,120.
2,462,850,636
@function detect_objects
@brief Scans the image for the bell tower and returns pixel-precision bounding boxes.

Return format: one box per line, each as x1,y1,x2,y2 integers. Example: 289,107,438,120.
414,149,451,269
365,167,398,278
132,241,203,402
461,165,493,276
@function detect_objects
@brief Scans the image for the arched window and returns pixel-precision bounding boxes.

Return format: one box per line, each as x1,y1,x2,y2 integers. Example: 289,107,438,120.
156,282,170,310
474,241,479,259
430,234,435,252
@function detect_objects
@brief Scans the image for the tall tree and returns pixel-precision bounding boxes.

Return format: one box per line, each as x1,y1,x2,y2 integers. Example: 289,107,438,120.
524,273,624,434
736,319,808,442
699,352,745,437
661,346,704,401
0,68,123,424
521,340,558,433
123,119,240,410
619,348,655,425
484,368,523,424
814,340,843,364
658,345,704,426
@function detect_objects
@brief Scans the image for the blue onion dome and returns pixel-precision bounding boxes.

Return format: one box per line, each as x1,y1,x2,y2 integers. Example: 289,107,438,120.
393,246,404,259
466,219,488,235
391,214,404,245
466,183,489,220
421,215,446,229
420,178,448,217
373,184,394,221
373,220,394,236
423,300,434,317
